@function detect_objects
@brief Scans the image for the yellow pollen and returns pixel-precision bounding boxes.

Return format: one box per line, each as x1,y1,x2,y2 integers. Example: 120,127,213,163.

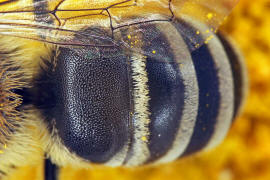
127,35,131,39
141,136,147,142
204,35,214,44
207,13,213,20
152,50,156,54
196,30,200,35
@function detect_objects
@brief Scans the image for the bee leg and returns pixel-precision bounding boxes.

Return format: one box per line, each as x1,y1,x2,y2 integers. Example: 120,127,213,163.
44,158,59,180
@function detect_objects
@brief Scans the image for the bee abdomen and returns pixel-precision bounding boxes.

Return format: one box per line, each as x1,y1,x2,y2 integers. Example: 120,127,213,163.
35,17,246,167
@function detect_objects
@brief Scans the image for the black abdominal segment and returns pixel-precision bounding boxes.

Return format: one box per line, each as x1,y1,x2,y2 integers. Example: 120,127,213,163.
143,24,185,162
182,43,220,156
44,46,131,163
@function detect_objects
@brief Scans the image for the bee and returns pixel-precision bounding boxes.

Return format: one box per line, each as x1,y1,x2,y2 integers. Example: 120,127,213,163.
0,0,247,179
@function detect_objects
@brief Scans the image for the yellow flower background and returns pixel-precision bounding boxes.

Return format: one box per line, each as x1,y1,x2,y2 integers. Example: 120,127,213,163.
6,0,270,179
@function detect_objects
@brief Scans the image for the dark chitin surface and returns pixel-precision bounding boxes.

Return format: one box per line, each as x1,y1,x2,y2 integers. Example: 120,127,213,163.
39,46,132,163
142,24,185,162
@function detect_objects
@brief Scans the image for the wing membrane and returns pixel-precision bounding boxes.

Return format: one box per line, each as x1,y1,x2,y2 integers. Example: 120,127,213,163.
0,0,239,52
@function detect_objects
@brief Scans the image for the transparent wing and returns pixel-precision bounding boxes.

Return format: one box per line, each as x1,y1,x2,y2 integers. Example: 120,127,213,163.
0,0,239,52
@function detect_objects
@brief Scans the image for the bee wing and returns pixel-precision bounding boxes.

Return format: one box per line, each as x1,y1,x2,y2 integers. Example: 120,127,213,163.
171,0,239,51
0,0,239,53
0,0,115,47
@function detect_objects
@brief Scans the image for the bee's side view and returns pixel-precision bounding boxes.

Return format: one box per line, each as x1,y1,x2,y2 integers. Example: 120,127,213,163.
0,0,246,180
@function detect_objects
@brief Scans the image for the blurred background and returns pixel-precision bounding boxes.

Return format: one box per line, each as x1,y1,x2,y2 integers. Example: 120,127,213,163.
7,0,270,179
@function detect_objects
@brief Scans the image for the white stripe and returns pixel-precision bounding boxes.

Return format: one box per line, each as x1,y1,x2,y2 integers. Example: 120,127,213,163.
124,53,151,166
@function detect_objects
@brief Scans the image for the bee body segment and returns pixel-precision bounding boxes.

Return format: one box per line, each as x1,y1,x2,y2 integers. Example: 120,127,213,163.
31,17,247,167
